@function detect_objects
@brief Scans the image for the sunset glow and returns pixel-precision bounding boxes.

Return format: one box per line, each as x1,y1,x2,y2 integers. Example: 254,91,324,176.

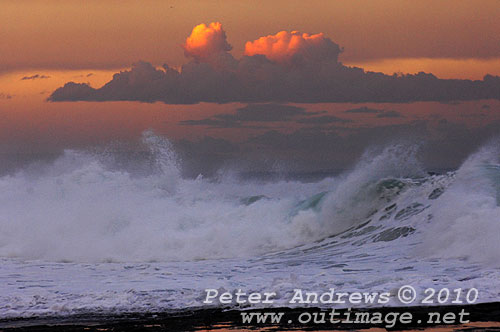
183,22,232,61
0,1,499,166
244,31,340,64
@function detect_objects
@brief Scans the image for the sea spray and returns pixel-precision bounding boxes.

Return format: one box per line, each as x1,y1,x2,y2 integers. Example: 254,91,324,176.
0,131,498,266
1,133,500,318
419,140,500,265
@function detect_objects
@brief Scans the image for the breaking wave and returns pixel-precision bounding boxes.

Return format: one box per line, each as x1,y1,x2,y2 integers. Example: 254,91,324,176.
0,131,498,265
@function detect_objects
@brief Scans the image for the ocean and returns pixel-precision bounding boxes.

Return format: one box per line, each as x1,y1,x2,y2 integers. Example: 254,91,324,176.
1,131,499,318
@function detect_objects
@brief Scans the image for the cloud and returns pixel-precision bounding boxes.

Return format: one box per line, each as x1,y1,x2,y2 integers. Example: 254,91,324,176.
296,115,351,124
344,107,383,114
376,110,403,118
0,93,13,99
179,118,240,128
180,103,314,128
223,103,310,121
181,22,236,69
49,23,500,104
343,107,402,118
183,22,232,60
50,82,96,101
244,31,342,65
21,74,50,80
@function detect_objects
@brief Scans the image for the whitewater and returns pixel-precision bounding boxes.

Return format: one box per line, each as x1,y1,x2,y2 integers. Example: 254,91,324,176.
1,131,499,318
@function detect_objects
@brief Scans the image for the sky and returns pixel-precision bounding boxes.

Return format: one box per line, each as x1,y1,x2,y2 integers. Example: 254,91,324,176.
1,0,499,176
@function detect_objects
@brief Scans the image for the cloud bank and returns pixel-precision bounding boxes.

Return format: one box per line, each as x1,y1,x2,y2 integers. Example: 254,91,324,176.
345,107,384,114
180,103,336,128
49,22,500,104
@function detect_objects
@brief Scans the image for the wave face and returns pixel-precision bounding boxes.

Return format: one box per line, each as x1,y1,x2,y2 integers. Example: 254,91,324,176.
0,131,499,265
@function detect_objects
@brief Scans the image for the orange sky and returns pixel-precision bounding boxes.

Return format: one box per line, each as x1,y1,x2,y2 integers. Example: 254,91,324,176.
0,0,499,167
1,68,498,153
1,0,499,74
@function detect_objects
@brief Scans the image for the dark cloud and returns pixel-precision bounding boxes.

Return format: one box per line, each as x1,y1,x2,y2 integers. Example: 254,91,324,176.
21,74,50,81
344,107,383,114
296,115,352,124
72,73,95,79
343,107,402,118
481,104,491,110
179,118,242,128
376,110,403,118
180,103,320,128
50,82,96,100
223,104,310,121
439,100,461,105
49,23,500,104
0,93,13,99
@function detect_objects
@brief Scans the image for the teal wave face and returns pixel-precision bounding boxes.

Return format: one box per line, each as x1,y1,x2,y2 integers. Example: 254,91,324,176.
482,164,500,205
289,191,328,217
240,195,268,206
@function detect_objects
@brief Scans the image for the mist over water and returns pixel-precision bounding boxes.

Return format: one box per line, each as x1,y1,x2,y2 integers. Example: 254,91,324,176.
420,140,500,264
0,130,498,265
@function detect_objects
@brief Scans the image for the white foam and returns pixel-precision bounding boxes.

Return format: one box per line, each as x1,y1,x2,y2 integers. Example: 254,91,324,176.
420,141,500,265
1,133,498,265
0,132,336,262
1,134,500,317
